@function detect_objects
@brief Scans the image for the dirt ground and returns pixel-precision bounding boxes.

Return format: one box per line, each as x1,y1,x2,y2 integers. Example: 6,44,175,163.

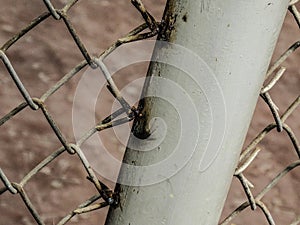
0,1,299,225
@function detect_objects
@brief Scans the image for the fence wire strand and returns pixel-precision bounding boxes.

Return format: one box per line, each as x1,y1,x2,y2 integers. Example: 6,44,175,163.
0,0,299,225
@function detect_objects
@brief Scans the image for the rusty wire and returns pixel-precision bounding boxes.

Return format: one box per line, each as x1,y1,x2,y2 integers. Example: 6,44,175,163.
220,2,300,225
0,0,299,225
0,0,159,224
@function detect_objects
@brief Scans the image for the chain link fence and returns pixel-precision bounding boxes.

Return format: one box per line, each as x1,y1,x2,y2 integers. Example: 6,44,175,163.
0,0,299,225
220,1,300,224
0,0,160,224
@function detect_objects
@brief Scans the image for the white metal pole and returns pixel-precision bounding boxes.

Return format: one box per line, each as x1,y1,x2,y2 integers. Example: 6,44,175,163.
105,0,289,224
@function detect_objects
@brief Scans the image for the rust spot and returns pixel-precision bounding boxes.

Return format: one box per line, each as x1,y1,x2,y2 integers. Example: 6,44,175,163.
157,0,178,41
182,13,187,22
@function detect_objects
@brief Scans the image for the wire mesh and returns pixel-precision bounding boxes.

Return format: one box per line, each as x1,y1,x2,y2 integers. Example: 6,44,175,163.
0,0,160,224
0,0,299,225
220,1,300,225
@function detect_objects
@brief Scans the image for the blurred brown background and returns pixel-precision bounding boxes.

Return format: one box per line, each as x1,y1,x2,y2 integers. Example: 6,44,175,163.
0,0,299,224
